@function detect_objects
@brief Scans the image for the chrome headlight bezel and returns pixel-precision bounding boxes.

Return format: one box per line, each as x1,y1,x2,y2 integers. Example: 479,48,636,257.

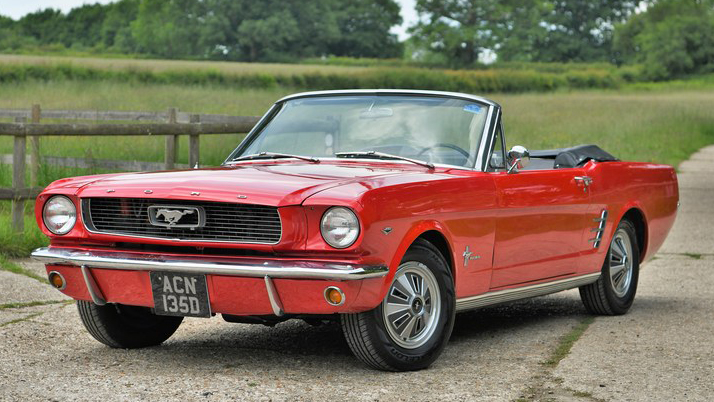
320,206,360,249
42,195,77,235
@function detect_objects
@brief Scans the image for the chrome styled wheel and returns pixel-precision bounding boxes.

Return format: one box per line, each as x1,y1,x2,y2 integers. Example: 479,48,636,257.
609,228,634,297
340,239,455,371
382,261,441,349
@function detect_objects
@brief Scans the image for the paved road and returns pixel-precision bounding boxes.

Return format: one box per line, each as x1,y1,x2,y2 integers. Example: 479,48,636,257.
1,147,712,401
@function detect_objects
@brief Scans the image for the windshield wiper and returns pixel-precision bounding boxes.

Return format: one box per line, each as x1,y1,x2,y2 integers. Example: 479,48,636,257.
335,151,434,169
229,152,320,163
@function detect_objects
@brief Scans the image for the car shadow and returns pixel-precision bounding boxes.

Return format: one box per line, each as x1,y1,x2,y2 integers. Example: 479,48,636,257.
111,292,590,369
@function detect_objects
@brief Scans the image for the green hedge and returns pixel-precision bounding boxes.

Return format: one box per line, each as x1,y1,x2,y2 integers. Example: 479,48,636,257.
0,63,627,93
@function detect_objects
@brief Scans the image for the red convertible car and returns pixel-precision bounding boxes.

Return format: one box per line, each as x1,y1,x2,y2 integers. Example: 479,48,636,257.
32,90,678,371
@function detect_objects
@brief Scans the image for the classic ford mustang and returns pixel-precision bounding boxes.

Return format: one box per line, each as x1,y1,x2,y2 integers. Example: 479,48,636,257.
32,90,678,371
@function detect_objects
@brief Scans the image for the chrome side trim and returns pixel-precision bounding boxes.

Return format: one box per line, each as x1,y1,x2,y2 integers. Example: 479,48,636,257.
264,276,284,316
589,209,609,248
455,273,601,312
80,265,106,305
31,247,388,281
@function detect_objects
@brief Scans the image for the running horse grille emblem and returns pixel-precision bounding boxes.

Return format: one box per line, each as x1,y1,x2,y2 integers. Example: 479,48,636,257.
156,209,193,225
147,205,206,229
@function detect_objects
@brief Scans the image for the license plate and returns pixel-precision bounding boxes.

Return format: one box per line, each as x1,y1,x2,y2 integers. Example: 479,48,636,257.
150,272,211,318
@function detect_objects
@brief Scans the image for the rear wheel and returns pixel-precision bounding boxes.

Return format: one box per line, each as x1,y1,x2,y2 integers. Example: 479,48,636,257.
579,220,640,315
77,301,183,348
341,240,455,371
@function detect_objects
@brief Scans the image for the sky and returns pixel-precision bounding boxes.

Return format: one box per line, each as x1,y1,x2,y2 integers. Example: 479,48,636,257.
0,0,420,40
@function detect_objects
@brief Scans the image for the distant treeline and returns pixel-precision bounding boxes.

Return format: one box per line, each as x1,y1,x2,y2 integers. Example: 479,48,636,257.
0,62,640,93
0,0,403,61
407,0,714,80
1,0,713,81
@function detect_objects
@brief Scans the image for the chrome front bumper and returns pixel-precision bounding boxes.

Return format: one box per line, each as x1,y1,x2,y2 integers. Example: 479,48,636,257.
30,247,389,281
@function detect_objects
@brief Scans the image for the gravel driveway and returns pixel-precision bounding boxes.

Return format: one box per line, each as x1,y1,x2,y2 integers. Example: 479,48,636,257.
2,146,713,401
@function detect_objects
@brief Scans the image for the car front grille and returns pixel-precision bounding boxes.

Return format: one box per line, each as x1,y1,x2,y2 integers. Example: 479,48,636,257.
82,198,282,244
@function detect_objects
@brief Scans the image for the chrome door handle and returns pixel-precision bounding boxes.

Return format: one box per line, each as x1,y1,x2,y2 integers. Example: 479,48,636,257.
574,176,593,191
574,176,592,184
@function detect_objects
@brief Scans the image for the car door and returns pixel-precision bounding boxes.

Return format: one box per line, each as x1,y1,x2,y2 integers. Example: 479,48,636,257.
485,121,593,289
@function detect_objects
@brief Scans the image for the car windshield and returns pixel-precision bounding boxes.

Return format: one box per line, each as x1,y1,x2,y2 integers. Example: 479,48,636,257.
234,95,489,168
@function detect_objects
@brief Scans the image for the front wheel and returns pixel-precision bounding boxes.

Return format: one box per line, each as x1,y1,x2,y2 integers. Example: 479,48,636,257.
341,240,455,371
77,301,183,348
579,219,640,315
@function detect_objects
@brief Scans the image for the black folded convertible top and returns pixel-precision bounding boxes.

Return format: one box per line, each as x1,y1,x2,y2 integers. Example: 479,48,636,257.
530,144,618,169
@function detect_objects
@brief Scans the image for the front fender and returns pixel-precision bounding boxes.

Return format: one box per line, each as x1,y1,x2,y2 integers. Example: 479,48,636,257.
351,220,455,311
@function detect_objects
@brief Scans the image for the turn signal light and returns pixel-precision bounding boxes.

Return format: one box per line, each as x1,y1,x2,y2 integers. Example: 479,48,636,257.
48,271,66,290
324,286,345,306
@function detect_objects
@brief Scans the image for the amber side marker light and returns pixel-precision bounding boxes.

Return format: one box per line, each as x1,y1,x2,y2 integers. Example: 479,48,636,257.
324,286,345,306
48,271,66,290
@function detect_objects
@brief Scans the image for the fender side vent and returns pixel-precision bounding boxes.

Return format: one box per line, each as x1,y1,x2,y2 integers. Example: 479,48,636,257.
588,209,608,248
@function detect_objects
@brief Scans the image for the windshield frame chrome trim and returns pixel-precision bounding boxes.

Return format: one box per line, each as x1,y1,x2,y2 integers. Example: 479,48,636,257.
225,90,502,173
276,89,500,108
480,106,502,172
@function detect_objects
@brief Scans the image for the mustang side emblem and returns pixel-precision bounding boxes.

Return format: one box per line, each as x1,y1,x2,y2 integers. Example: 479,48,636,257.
147,205,206,229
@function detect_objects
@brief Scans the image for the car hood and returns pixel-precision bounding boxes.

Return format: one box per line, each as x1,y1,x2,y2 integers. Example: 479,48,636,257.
54,162,420,206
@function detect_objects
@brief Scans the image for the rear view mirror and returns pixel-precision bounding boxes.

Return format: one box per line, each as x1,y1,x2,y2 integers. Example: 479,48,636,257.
360,108,393,119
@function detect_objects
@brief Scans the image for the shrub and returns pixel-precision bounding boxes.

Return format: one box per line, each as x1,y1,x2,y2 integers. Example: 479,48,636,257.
0,62,626,93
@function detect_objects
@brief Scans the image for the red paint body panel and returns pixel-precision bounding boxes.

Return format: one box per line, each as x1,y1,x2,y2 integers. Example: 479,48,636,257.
36,155,678,316
489,168,592,288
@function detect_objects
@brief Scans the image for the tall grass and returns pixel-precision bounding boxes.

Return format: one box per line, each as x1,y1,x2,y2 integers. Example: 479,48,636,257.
0,203,47,257
0,55,627,93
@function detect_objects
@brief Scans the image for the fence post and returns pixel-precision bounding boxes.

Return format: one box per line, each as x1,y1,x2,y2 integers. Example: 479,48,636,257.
12,117,27,233
164,107,178,169
189,114,200,168
30,104,41,187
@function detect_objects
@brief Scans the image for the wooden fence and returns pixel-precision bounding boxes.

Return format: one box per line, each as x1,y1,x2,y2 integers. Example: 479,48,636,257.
0,105,260,232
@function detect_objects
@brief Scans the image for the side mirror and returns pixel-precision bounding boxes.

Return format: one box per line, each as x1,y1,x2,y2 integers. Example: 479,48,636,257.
507,145,530,173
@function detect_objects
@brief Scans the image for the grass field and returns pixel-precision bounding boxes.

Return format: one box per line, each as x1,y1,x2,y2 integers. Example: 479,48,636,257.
0,73,712,256
0,54,370,75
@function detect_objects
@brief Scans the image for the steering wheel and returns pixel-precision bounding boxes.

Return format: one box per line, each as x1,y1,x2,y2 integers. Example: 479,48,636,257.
417,143,470,159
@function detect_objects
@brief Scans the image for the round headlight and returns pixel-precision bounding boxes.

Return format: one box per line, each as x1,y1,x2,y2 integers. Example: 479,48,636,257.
320,207,360,249
42,195,77,235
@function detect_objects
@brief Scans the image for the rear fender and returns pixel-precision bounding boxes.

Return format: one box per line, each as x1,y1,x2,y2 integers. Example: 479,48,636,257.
608,201,649,260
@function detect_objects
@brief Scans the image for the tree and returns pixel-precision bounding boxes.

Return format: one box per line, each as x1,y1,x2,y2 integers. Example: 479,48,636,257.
17,8,65,45
410,0,511,67
101,0,140,51
614,0,714,79
529,1,639,62
61,4,107,48
130,0,206,58
0,15,35,51
410,0,640,65
237,11,300,62
330,0,403,58
0,0,406,61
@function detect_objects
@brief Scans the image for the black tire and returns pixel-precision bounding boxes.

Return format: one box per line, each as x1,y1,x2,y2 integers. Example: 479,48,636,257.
77,301,183,348
579,219,640,315
341,239,455,371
